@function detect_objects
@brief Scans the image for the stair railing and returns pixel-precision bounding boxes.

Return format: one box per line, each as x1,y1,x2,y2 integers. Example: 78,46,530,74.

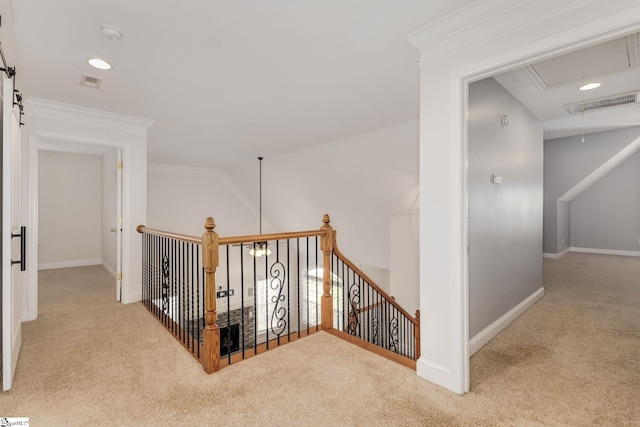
326,227,420,369
137,214,420,374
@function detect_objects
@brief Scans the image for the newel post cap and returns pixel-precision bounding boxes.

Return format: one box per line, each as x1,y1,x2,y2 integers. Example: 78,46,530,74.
204,217,216,231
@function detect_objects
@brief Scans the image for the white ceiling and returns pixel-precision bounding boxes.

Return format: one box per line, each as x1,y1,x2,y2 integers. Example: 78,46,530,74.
4,0,473,169
494,34,640,140
4,1,639,166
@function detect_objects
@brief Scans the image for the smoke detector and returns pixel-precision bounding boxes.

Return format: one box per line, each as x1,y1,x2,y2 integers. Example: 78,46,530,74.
565,91,640,114
100,25,123,42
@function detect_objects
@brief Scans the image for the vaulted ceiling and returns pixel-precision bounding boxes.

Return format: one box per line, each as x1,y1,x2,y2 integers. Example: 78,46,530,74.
494,33,640,139
4,0,473,169
3,0,639,168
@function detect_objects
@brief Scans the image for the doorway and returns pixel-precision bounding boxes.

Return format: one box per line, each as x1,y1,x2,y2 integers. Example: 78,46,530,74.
32,140,123,315
409,2,640,394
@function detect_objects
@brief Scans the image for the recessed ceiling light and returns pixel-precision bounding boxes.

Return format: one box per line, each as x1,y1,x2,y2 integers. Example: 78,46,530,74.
579,82,601,91
88,58,112,70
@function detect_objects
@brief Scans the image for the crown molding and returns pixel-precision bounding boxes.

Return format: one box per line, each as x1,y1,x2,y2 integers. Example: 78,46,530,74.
24,97,154,135
405,0,533,50
405,0,600,64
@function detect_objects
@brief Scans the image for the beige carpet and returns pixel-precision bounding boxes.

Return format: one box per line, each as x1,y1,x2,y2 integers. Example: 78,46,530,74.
1,254,638,426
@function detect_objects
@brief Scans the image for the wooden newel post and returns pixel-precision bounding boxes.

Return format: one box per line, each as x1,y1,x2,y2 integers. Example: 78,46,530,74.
320,214,334,330
414,309,421,360
201,217,220,373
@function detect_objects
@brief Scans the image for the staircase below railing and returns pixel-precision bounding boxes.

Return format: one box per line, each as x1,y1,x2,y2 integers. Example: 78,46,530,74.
137,214,420,373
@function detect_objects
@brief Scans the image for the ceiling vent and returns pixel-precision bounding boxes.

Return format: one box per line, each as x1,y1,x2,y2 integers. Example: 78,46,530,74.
79,74,102,89
564,91,640,114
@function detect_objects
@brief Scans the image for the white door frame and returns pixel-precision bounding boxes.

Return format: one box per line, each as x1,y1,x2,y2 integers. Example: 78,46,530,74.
409,0,640,394
25,133,129,320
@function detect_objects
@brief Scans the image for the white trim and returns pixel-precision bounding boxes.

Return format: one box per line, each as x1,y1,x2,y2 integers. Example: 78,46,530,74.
129,292,142,302
543,248,570,259
102,261,117,279
38,259,102,270
559,136,640,201
25,98,154,135
416,358,457,391
570,247,640,257
469,287,544,355
25,99,149,317
406,0,600,64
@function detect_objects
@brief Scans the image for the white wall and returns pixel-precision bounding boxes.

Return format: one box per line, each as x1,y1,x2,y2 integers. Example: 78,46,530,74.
389,215,419,313
544,127,640,254
407,0,640,394
101,149,118,276
226,120,420,273
570,150,640,253
147,164,259,237
468,78,543,338
38,151,102,269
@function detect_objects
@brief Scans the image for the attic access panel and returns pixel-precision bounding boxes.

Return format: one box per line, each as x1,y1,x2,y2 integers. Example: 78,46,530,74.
530,35,639,86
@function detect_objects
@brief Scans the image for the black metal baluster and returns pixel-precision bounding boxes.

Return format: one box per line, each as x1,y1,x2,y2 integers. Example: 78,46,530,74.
142,233,146,308
265,245,269,350
189,243,194,354
240,244,245,359
314,236,319,331
306,237,309,334
181,241,185,345
286,240,290,342
151,235,155,315
296,238,301,338
253,243,258,355
226,245,231,363
196,245,202,358
276,241,281,346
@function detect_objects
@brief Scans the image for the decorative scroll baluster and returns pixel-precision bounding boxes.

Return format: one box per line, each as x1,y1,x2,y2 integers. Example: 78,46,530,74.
389,315,399,353
372,312,379,345
269,261,287,337
201,217,220,373
347,282,360,337
161,254,170,313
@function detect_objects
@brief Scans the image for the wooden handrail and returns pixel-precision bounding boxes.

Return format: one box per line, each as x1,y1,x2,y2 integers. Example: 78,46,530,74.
218,229,324,245
355,299,387,313
136,225,324,246
136,225,201,245
332,231,418,326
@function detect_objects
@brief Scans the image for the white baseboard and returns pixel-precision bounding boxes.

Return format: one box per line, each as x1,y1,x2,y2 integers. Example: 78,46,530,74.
543,247,570,259
38,258,102,270
570,247,640,257
416,357,465,395
123,292,142,304
469,287,544,355
101,262,117,279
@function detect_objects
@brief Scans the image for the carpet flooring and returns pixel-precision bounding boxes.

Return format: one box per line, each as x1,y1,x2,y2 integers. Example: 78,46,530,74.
1,253,638,426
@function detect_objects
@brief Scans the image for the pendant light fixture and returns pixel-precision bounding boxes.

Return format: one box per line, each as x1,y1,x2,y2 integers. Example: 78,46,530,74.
249,156,272,258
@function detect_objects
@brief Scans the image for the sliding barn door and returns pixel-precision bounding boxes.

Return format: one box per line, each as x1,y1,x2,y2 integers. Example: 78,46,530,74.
2,75,23,391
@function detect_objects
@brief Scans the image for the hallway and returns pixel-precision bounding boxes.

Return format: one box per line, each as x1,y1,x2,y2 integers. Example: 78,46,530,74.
2,255,639,425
